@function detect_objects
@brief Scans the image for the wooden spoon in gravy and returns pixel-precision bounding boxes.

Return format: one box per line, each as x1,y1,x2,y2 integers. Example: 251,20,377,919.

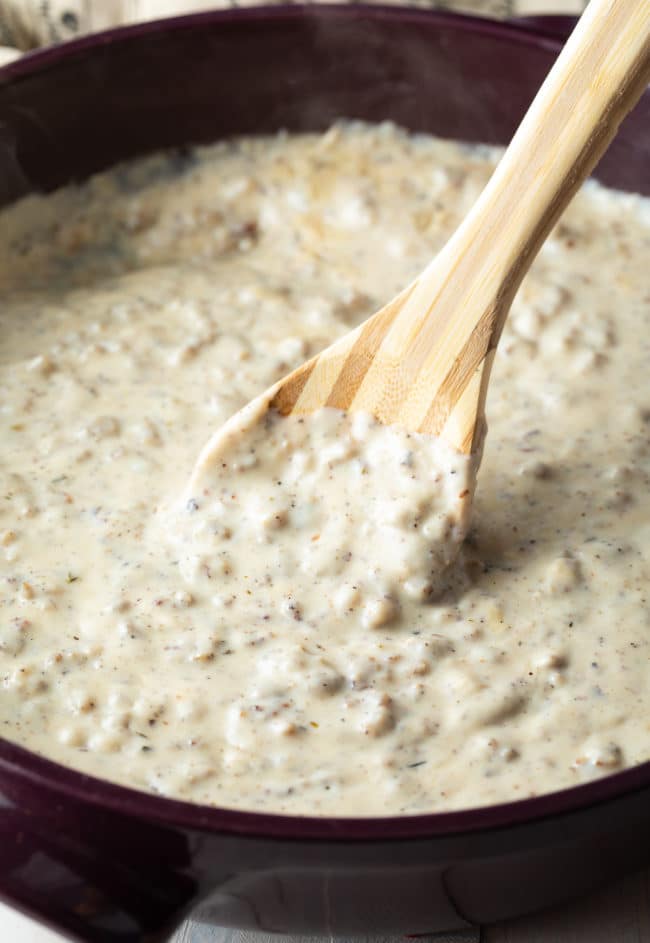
191,0,649,484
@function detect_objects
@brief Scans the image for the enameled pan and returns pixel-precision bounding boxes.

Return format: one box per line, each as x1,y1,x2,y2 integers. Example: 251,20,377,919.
0,8,649,941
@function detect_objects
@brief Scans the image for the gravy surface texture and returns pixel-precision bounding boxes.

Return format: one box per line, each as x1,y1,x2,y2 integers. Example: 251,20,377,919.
1,123,649,816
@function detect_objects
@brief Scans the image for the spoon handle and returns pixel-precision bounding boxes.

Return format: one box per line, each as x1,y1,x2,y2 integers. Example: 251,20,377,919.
349,0,650,451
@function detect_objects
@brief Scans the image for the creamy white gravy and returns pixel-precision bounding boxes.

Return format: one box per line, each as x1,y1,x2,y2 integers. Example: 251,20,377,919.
1,123,649,816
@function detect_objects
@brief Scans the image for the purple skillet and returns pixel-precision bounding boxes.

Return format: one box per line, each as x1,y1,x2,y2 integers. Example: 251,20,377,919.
0,7,648,942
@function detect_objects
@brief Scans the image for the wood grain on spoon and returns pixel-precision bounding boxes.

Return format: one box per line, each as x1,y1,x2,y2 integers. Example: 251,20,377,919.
268,0,650,456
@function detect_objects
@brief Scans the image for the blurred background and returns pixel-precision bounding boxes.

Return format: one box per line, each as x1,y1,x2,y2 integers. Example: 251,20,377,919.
0,0,589,64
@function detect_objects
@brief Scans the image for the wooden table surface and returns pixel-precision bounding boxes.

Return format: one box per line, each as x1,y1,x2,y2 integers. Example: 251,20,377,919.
174,867,650,941
1,865,649,940
173,865,650,940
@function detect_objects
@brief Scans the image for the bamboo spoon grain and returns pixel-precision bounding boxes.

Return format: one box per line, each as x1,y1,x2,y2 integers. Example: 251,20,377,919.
192,0,650,487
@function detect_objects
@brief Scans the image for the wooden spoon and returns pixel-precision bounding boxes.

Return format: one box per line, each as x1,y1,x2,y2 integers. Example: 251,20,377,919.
193,0,650,483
